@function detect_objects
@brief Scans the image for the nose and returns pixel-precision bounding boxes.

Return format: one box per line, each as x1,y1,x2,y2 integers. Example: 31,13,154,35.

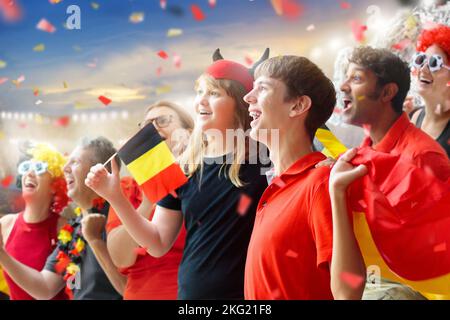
419,60,430,73
199,94,209,107
243,89,256,104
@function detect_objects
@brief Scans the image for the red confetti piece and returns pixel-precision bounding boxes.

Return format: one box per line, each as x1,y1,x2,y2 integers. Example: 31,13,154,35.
55,116,70,127
0,77,8,85
156,67,162,76
237,193,252,216
1,175,14,188
0,0,22,22
98,95,112,106
447,81,450,87
340,1,351,9
191,4,205,21
350,19,367,43
157,50,168,59
244,55,253,66
272,177,286,188
173,54,181,68
19,122,27,128
357,199,367,209
160,0,166,10
36,18,56,33
340,271,365,289
434,242,447,253
208,0,216,8
134,247,147,256
392,38,412,51
285,249,298,258
33,89,39,96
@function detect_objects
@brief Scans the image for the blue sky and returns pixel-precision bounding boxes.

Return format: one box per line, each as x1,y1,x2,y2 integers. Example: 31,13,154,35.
0,0,406,116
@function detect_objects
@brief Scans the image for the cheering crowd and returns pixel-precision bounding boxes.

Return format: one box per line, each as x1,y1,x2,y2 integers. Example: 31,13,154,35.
0,24,449,300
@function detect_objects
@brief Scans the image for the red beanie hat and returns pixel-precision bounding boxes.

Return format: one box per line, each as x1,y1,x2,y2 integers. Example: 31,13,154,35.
205,48,270,93
206,60,254,92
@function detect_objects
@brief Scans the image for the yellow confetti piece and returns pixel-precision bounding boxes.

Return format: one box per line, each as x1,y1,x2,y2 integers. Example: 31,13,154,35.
155,85,171,95
129,12,144,24
49,0,62,4
33,43,45,52
0,132,5,140
0,60,6,69
167,28,183,37
357,95,366,101
35,114,44,124
74,207,82,216
91,2,99,10
63,81,68,88
405,15,417,31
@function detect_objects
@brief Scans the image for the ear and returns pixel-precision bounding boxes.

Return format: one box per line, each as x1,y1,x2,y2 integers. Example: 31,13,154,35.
381,83,398,104
289,96,312,118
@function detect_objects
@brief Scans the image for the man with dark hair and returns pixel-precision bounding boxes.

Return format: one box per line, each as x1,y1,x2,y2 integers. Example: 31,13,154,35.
0,137,125,300
329,46,450,300
243,55,366,300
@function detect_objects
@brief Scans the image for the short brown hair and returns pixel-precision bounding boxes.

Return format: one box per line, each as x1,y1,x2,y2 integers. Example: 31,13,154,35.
349,46,410,114
255,56,336,142
145,100,194,131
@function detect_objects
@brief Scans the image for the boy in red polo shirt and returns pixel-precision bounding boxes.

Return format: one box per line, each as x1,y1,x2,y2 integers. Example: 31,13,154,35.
243,56,366,300
330,46,450,300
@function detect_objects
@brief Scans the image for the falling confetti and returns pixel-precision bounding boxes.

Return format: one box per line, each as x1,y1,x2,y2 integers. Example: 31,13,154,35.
156,67,162,76
134,247,147,256
1,175,14,188
36,18,56,33
12,75,25,86
155,85,172,95
270,0,303,20
49,0,62,4
55,116,70,127
160,0,167,10
0,131,4,140
340,1,351,9
173,54,181,68
237,193,252,216
35,100,43,105
244,55,253,66
306,24,315,31
0,59,6,68
350,19,367,43
33,88,39,96
157,50,169,59
0,77,7,85
167,28,183,37
63,81,68,88
33,43,45,52
433,243,446,252
129,12,144,24
357,199,367,209
285,249,299,258
191,4,205,21
91,2,99,10
208,0,216,8
446,81,450,87
98,95,112,106
356,95,365,101
340,271,365,289
391,39,411,51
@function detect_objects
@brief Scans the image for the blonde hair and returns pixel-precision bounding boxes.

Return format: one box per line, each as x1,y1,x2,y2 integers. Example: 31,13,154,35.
145,100,194,131
28,143,66,178
178,74,251,188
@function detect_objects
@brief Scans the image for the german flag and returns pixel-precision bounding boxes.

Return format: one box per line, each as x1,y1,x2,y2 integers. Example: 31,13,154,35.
117,123,187,203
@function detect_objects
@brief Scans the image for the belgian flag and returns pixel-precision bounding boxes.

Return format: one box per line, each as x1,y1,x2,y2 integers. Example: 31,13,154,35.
117,123,188,203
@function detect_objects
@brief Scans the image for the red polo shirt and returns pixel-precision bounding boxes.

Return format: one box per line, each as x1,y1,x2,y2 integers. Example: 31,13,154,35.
361,113,450,181
244,152,334,300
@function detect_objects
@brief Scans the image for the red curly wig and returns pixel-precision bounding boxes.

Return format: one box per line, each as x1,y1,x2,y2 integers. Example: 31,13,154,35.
416,25,450,58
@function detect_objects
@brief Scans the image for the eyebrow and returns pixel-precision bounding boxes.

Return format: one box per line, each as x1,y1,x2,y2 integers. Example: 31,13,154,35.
254,80,273,87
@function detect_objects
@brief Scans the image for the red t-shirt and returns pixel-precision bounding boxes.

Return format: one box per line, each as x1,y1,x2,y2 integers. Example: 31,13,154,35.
244,152,334,300
106,177,185,300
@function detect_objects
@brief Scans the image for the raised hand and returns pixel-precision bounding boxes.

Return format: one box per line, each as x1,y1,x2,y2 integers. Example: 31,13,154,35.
85,156,122,202
329,148,367,193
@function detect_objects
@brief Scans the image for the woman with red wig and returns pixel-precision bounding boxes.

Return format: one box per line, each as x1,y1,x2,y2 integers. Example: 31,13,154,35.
0,143,70,300
410,25,450,158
